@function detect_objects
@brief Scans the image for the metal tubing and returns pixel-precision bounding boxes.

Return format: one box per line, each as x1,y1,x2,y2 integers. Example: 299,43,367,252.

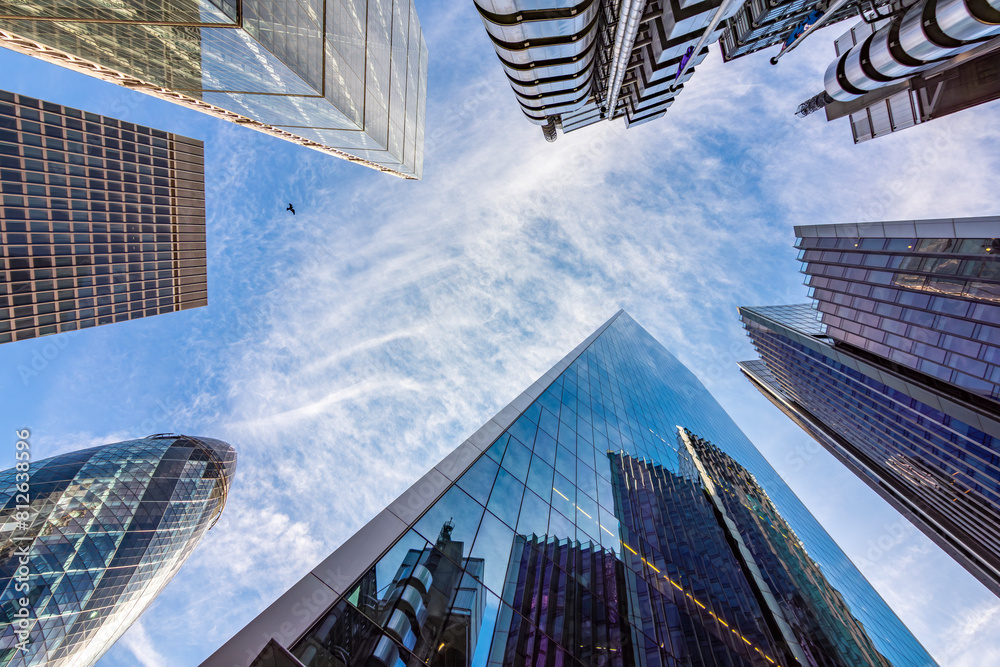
672,0,740,88
770,0,854,65
607,0,646,115
823,0,1000,100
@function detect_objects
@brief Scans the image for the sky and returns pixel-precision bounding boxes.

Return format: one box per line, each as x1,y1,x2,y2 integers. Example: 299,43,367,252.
1,2,999,665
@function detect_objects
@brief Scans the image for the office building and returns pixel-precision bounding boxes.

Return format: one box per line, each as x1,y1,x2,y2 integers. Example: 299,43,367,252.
795,0,1000,143
0,90,206,344
719,0,858,62
739,216,1000,597
0,0,427,178
0,434,237,667
473,0,737,141
206,311,936,666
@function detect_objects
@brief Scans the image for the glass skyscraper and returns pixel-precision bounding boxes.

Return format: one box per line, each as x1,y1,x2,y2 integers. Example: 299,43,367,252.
0,0,427,179
0,90,207,344
0,434,237,667
205,311,935,666
738,217,1000,598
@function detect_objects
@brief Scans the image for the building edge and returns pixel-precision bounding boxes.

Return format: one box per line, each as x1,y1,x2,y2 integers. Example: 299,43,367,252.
738,361,1000,599
200,310,626,666
738,307,1000,441
0,29,418,181
792,216,1000,239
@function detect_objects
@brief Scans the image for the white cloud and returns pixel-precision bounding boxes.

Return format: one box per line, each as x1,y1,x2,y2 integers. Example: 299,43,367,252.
117,621,169,667
6,5,992,666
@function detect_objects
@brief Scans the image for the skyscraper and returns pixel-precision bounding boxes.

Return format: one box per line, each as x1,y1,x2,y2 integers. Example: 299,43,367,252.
473,0,736,141
0,0,427,179
719,0,857,63
738,216,1000,598
0,90,207,344
205,311,935,666
0,433,237,667
794,0,1000,142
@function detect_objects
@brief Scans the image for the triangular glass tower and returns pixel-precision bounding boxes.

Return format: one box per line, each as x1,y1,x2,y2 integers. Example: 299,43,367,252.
206,311,936,667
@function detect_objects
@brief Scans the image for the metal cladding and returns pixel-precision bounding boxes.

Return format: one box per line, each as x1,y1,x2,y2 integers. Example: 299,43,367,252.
824,0,1000,101
474,0,735,140
473,0,604,124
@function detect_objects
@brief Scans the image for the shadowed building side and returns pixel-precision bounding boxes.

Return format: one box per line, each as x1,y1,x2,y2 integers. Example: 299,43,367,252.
738,218,1000,596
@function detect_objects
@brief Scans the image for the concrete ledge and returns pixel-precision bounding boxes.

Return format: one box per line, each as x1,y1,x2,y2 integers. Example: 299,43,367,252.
311,509,408,596
201,574,337,667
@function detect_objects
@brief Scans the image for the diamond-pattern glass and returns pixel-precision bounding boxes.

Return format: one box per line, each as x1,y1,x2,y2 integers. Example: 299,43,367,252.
0,434,236,667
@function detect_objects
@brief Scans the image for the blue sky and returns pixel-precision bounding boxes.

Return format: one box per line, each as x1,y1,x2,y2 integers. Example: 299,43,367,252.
1,2,999,665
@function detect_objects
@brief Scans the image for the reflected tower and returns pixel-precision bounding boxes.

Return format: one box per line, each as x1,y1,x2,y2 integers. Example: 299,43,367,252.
205,311,935,666
739,217,1000,597
0,434,236,667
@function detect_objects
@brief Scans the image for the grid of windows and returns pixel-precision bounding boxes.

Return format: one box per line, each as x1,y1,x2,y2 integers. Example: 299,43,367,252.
797,234,1000,400
253,312,934,667
0,0,427,179
0,435,236,667
0,90,206,344
740,304,1000,598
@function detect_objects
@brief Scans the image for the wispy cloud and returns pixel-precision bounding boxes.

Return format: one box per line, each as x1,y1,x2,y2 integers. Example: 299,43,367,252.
1,5,995,667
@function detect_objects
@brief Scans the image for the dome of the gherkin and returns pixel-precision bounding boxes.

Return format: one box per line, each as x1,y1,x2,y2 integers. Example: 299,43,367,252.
0,434,237,667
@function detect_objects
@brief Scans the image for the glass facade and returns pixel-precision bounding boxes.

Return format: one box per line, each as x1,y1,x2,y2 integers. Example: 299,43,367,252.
0,0,427,179
0,434,237,667
739,303,1000,597
796,231,1000,401
209,311,935,667
0,90,207,344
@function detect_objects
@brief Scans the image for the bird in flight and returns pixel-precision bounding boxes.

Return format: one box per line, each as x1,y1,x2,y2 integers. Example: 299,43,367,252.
286,203,296,215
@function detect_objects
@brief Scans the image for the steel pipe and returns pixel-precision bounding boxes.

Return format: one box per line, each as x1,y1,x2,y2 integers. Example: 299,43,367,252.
607,0,647,115
770,0,853,65
823,0,1000,100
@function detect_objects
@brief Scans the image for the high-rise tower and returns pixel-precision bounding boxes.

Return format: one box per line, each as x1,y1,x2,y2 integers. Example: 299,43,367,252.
473,0,738,141
0,0,427,178
739,216,1000,597
205,311,935,666
794,0,1000,142
0,434,237,667
0,90,207,344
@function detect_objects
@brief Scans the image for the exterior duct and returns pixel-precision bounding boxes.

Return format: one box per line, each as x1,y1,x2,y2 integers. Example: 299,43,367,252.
674,0,741,86
824,0,1000,100
606,0,646,118
542,117,559,141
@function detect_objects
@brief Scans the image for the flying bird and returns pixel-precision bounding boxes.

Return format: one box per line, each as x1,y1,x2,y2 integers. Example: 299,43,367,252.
286,203,295,215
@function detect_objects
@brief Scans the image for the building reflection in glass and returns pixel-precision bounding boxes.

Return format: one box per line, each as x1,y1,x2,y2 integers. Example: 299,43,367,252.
292,520,484,667
216,312,935,667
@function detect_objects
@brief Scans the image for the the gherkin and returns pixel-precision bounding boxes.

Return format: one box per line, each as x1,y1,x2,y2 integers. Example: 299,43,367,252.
0,434,236,667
